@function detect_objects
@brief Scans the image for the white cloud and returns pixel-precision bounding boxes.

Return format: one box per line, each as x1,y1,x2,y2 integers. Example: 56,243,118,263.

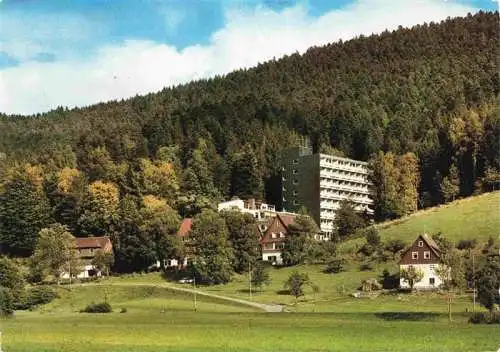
0,0,477,115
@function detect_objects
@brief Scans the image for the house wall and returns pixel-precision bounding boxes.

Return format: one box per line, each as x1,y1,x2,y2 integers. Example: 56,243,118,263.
262,251,282,265
400,264,443,289
61,264,100,279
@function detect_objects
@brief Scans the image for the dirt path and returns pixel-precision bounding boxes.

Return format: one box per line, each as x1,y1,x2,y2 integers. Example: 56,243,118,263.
81,282,284,313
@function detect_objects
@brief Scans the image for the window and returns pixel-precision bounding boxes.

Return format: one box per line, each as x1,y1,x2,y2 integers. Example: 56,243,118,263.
292,169,298,174
412,252,418,260
418,241,423,247
293,200,299,205
424,251,431,259
293,190,298,196
293,159,298,164
292,179,298,185
429,277,435,285
279,232,285,238
271,232,277,239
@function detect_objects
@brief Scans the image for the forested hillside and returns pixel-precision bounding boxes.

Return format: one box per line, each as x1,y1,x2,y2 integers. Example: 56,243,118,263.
0,12,498,261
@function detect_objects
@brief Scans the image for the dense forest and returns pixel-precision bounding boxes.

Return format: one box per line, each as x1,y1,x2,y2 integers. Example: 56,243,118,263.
0,12,499,262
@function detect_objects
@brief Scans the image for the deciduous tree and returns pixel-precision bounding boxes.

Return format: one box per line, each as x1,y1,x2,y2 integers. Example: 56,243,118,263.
190,209,234,284
31,223,81,282
400,266,424,291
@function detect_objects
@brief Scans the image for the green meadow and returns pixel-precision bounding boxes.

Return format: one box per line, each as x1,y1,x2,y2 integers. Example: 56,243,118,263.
1,271,498,352
1,193,498,352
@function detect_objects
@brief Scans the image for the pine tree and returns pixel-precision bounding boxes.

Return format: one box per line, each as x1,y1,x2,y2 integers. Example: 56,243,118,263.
0,172,52,256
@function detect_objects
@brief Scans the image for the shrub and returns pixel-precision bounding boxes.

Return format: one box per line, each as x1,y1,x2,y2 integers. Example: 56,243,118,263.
365,227,381,247
457,239,477,250
490,312,500,324
358,243,376,257
359,262,374,271
27,286,57,306
80,302,112,313
0,287,15,317
120,307,127,313
324,258,344,274
469,312,488,324
385,239,406,255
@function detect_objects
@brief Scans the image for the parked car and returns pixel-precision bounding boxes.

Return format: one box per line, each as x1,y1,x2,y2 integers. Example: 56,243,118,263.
178,277,194,284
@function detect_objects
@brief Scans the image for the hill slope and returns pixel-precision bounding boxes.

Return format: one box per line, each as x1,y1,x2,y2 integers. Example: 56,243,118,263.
376,191,499,243
0,11,498,206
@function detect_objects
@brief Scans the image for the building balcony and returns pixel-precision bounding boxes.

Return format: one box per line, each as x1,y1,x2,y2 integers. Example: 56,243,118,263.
320,181,371,194
320,170,369,184
320,192,373,205
319,160,369,174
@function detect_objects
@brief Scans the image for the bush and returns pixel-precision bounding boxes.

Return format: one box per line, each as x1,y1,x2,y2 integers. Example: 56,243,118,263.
469,312,488,324
490,312,500,324
457,239,477,250
358,243,376,257
0,287,15,317
324,258,344,274
27,286,57,306
80,302,112,313
468,312,500,324
120,307,127,313
359,262,374,271
365,227,381,247
385,239,406,255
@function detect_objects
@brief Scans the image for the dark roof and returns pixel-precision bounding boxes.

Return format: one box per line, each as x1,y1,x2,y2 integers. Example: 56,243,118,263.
75,236,111,249
177,218,192,238
422,234,440,252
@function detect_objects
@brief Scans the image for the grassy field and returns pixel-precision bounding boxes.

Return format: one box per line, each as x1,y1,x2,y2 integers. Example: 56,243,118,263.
340,191,500,255
1,192,498,351
1,282,498,352
377,191,499,243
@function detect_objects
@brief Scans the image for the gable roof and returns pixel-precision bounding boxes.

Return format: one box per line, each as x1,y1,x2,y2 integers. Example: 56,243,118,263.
421,234,440,253
177,218,192,238
276,213,296,228
400,234,441,264
75,236,111,250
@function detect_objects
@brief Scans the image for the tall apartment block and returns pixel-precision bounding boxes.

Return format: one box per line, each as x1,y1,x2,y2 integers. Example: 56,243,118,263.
280,146,373,240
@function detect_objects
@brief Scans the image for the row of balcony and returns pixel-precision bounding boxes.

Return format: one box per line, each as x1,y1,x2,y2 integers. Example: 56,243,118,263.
320,192,373,205
320,181,370,194
320,169,369,184
319,158,368,173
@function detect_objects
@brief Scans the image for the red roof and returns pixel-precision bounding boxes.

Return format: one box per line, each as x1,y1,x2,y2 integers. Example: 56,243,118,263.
177,218,192,238
277,213,296,228
75,236,111,249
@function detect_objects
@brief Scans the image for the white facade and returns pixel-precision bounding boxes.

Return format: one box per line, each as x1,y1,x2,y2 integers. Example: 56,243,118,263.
218,199,277,220
261,251,282,265
399,264,443,289
319,154,373,236
61,264,101,280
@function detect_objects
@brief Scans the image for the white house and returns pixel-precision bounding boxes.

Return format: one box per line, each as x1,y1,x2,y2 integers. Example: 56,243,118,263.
399,234,443,290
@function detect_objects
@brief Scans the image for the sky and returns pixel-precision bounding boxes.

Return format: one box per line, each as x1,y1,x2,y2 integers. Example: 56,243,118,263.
0,0,498,115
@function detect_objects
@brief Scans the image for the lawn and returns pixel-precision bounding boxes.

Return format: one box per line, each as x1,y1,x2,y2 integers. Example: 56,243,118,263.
1,304,498,352
1,192,498,352
377,191,499,243
0,276,497,352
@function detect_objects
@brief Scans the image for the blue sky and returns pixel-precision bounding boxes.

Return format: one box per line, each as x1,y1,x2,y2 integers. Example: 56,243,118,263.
0,0,497,115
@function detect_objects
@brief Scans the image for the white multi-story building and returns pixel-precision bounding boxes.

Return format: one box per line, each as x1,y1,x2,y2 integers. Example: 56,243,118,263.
280,146,373,240
218,198,279,220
